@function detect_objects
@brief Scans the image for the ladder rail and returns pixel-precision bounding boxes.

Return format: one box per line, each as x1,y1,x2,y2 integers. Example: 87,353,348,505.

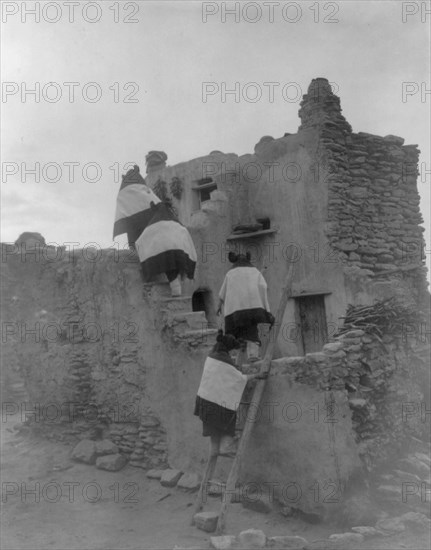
216,261,295,533
191,261,295,532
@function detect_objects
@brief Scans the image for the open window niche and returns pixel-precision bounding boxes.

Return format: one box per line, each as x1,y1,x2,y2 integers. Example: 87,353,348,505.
192,178,218,210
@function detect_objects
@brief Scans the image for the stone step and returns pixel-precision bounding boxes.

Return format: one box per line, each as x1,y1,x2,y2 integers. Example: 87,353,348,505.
175,328,219,347
143,280,171,296
168,311,208,332
157,296,193,312
193,511,219,533
182,328,218,338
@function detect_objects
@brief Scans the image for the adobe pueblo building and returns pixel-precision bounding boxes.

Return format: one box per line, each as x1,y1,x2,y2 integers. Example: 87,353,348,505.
2,78,429,520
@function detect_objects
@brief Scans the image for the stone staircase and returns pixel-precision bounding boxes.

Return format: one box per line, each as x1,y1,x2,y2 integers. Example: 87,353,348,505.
144,281,218,348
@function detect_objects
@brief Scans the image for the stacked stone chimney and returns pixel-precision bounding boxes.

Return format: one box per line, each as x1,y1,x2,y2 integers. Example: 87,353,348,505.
298,78,428,302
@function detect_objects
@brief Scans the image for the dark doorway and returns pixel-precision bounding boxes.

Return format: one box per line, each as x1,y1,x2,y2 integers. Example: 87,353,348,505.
192,289,216,328
295,294,328,354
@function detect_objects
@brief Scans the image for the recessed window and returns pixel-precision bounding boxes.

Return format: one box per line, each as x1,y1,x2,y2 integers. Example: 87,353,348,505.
256,217,271,230
192,178,218,209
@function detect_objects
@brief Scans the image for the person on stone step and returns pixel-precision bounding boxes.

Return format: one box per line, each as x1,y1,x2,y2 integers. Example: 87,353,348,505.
134,200,197,296
194,330,267,457
216,252,274,361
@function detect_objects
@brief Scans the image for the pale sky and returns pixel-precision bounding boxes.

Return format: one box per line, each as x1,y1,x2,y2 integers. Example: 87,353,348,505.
1,0,430,275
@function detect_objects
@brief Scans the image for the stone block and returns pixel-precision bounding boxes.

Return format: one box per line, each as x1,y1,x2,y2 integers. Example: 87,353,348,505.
328,533,364,544
414,453,431,467
375,518,405,534
241,497,272,514
399,512,431,531
71,439,97,464
341,494,377,525
305,353,327,363
351,526,384,538
177,472,201,491
268,535,308,548
140,415,160,427
398,457,430,478
193,511,219,533
238,529,266,548
95,439,119,456
383,135,404,146
376,484,403,499
348,398,367,409
210,535,237,549
329,350,346,359
392,469,421,483
340,330,365,338
160,469,183,487
129,461,146,469
303,541,340,550
322,342,343,354
146,469,164,479
95,453,127,471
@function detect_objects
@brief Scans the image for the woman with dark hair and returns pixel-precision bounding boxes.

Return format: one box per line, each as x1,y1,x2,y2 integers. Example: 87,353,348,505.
194,330,266,456
216,252,274,361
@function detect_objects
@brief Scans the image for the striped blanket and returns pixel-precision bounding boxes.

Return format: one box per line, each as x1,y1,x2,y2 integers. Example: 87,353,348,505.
194,351,248,436
219,266,272,340
135,202,197,282
113,165,161,246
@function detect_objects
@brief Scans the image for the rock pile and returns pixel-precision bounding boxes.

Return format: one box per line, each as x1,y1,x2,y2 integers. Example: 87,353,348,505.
71,438,126,471
185,514,431,549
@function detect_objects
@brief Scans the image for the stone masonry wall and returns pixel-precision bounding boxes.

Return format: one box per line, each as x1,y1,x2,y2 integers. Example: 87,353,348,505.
1,245,170,470
299,78,428,303
270,328,428,474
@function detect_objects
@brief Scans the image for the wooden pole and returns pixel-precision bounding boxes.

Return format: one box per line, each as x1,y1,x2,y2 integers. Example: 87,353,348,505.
215,261,295,533
190,452,218,523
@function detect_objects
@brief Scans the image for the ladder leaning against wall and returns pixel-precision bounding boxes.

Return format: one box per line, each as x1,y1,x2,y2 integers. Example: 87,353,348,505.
191,261,295,535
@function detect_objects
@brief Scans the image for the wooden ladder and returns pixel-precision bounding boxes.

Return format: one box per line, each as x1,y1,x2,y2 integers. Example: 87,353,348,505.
191,262,295,534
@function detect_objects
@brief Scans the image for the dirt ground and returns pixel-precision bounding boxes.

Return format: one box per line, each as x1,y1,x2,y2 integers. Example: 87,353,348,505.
1,413,429,550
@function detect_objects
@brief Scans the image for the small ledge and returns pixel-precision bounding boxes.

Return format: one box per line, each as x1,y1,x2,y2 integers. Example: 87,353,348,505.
226,229,277,241
290,290,332,298
191,182,218,191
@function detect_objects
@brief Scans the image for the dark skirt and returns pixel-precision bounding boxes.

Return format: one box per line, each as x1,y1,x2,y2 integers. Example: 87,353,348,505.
224,307,272,343
194,395,237,437
140,250,196,282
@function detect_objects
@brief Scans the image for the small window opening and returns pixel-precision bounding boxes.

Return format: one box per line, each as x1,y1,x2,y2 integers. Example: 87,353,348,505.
192,178,218,209
256,217,271,230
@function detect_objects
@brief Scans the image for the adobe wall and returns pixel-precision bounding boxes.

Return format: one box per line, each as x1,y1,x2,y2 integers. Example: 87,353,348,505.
2,244,428,516
143,79,428,358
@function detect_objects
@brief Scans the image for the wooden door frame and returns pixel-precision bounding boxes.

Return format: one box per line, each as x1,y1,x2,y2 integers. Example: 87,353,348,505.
291,291,331,355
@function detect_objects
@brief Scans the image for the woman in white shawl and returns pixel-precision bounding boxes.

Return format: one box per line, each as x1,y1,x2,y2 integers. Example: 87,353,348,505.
217,252,274,361
194,330,266,456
